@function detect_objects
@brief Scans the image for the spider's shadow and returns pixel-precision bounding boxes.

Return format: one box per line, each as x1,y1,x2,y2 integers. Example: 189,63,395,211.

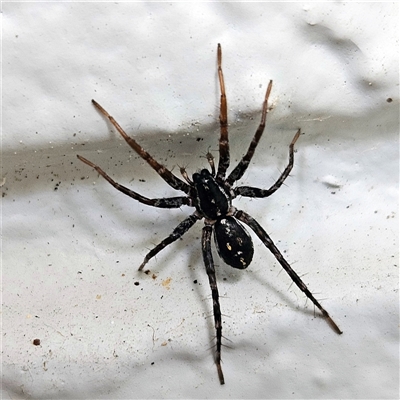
247,263,328,321
183,234,335,353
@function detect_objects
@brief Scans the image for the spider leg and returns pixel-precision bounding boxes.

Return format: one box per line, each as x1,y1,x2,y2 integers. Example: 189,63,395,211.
233,129,301,199
77,155,191,208
91,99,190,195
234,209,342,335
216,44,230,184
139,212,201,270
225,80,273,187
202,224,225,385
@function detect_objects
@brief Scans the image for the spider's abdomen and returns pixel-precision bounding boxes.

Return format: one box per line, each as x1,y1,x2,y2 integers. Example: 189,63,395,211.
192,169,229,220
214,216,254,269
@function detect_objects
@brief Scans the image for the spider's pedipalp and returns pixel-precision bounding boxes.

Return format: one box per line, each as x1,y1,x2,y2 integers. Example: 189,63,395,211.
206,151,216,177
179,166,193,184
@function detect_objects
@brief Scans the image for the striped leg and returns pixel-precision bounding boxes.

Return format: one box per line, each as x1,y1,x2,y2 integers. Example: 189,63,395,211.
216,44,230,184
233,129,300,199
235,209,342,335
139,213,201,270
91,100,190,194
226,80,273,187
77,155,191,208
202,224,225,384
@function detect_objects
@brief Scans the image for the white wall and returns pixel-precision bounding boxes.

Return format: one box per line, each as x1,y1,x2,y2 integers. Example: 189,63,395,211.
3,3,398,399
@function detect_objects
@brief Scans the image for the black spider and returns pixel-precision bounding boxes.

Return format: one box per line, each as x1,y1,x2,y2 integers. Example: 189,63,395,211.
77,44,342,385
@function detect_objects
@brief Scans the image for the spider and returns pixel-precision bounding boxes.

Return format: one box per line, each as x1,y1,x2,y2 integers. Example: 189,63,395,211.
77,44,342,385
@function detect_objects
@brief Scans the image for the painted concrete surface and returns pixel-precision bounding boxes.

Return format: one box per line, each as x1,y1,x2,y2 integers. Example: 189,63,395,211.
3,3,398,399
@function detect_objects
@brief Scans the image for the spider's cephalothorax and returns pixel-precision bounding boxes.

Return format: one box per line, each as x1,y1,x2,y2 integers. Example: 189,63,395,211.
77,44,342,385
192,169,230,220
